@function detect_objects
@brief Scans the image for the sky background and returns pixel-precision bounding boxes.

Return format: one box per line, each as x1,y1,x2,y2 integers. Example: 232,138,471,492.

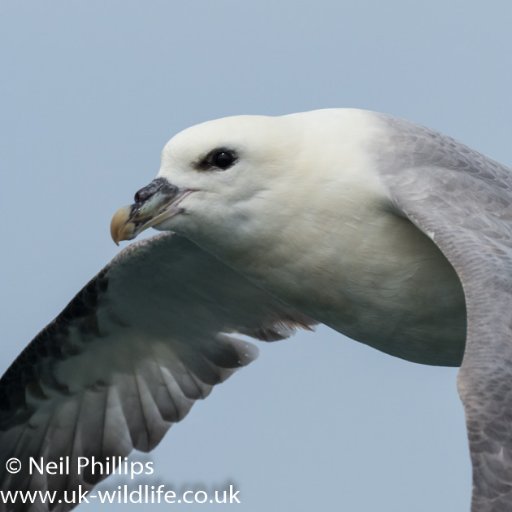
1,1,511,511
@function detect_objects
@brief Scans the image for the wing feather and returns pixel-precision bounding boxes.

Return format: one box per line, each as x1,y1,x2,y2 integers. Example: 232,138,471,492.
376,114,512,511
0,233,312,511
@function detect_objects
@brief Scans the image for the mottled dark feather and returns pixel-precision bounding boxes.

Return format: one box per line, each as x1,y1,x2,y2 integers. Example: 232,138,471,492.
0,234,312,511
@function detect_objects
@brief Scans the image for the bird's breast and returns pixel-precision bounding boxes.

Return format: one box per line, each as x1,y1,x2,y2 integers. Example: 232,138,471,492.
235,200,466,367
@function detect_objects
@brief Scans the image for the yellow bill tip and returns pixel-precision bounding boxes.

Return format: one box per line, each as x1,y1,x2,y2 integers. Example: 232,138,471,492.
110,205,136,245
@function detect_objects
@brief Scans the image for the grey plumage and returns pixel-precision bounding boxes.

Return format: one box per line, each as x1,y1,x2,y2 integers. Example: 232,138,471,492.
2,109,511,512
377,114,512,511
0,234,310,511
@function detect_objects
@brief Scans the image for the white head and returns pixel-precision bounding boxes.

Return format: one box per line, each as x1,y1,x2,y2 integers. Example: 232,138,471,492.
154,114,302,242
110,109,385,258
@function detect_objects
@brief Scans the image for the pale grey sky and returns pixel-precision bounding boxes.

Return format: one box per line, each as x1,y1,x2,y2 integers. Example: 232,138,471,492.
1,1,511,510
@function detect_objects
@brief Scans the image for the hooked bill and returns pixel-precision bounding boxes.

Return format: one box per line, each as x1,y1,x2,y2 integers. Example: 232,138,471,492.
110,206,137,245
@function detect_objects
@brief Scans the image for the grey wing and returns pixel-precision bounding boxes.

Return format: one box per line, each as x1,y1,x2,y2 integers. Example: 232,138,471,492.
377,117,512,511
0,233,311,511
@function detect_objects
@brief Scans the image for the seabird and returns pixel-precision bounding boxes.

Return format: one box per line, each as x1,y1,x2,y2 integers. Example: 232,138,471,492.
1,109,511,512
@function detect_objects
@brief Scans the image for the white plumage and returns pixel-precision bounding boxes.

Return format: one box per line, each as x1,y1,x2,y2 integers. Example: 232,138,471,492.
2,109,511,512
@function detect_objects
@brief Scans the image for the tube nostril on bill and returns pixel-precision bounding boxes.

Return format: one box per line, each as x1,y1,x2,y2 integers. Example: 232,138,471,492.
134,178,179,204
134,178,163,203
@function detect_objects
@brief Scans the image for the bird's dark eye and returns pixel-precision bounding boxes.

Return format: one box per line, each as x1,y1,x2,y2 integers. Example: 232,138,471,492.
197,148,238,171
212,150,235,169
